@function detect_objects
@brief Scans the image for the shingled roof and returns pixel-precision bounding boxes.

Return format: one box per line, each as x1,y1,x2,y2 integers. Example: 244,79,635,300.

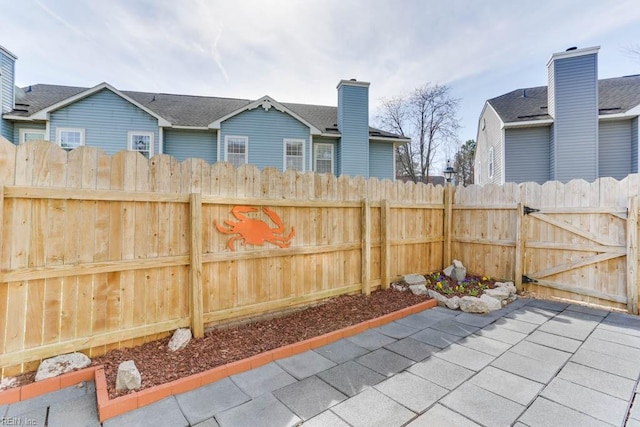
9,84,404,139
488,74,640,124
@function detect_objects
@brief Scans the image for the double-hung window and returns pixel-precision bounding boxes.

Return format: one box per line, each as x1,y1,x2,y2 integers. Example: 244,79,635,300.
225,136,248,167
314,143,334,174
19,129,46,144
128,131,154,158
56,128,85,151
488,146,494,179
284,139,305,172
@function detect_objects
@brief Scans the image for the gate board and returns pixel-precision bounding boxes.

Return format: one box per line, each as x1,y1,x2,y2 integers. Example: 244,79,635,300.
523,208,628,309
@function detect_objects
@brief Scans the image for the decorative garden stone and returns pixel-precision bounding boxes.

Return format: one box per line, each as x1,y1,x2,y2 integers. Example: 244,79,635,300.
409,284,429,296
496,281,517,294
480,294,502,311
403,274,427,286
116,360,141,391
168,328,192,352
35,352,91,381
483,287,511,301
459,296,490,314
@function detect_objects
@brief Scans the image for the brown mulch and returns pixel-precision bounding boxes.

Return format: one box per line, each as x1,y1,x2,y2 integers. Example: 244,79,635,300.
8,288,431,398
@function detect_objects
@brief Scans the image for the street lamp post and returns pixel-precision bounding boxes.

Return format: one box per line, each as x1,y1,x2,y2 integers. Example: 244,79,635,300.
444,160,456,184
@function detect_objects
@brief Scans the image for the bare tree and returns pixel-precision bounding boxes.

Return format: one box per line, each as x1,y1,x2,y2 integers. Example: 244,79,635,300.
377,84,460,183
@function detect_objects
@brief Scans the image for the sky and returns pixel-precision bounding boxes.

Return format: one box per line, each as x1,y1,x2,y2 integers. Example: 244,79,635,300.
1,0,640,167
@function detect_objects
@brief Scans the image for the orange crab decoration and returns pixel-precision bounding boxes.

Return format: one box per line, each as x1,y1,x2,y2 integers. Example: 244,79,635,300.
214,206,295,251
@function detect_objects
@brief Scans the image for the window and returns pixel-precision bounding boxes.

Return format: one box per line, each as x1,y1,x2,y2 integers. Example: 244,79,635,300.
128,131,154,158
19,129,46,144
56,128,84,150
314,143,334,174
488,146,494,179
284,139,305,172
225,136,248,167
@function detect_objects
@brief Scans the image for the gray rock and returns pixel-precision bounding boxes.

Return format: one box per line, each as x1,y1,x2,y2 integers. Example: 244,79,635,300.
452,259,465,269
168,328,192,352
483,287,511,301
451,266,467,282
392,282,408,292
410,284,429,296
0,377,16,390
116,360,142,391
480,294,502,311
428,289,448,306
443,265,454,277
35,352,91,381
403,274,427,286
496,281,517,294
459,296,490,314
445,296,461,310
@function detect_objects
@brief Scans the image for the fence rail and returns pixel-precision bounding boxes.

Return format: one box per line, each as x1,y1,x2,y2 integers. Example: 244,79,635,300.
0,140,639,377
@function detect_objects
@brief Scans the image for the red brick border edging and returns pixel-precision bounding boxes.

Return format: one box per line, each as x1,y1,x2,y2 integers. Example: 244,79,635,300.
0,299,437,422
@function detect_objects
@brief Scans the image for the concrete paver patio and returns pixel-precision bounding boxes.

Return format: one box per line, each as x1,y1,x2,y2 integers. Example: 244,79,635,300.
3,297,640,426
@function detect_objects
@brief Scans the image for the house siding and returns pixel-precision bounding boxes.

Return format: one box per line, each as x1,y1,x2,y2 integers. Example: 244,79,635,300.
551,53,598,182
13,122,46,143
312,136,339,175
504,126,550,184
549,123,555,179
49,89,159,155
599,120,631,180
338,82,369,177
369,141,394,180
163,128,217,163
476,104,503,185
220,107,310,171
631,117,638,174
1,48,16,141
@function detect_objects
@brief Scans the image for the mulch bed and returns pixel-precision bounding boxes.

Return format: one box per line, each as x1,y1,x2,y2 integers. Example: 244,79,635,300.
7,288,431,398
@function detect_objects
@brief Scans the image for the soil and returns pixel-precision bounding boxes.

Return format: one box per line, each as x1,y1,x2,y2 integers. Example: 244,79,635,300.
8,288,430,398
421,271,498,298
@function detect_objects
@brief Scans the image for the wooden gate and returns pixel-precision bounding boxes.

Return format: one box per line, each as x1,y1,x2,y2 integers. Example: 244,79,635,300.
522,205,629,310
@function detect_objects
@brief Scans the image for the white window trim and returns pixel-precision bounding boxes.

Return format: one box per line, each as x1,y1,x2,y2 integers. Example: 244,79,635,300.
314,143,334,174
127,131,155,157
283,138,306,172
224,135,249,166
19,128,46,144
488,146,494,179
55,127,85,150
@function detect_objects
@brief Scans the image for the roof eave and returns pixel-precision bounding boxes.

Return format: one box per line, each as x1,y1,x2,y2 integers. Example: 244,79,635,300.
502,119,554,129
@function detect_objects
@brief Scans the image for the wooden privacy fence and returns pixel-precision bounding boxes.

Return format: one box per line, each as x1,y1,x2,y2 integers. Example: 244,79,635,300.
1,140,639,377
0,141,445,376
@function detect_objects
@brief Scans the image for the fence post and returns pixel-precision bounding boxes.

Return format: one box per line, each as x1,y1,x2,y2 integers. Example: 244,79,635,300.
0,185,3,263
362,198,371,295
189,193,204,338
514,202,525,292
443,185,453,267
380,199,391,289
627,196,638,315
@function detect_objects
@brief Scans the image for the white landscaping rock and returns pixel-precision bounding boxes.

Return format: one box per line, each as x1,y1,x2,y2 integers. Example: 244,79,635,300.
392,282,408,292
445,296,461,310
403,274,427,286
495,281,517,295
450,259,467,282
0,377,16,391
459,296,490,314
168,328,192,352
483,287,511,301
116,360,141,391
480,294,502,311
409,284,429,296
35,352,91,382
427,289,448,306
452,259,464,268
443,265,454,277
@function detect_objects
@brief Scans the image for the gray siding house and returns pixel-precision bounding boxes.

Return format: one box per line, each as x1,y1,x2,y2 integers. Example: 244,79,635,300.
475,46,640,185
0,45,408,179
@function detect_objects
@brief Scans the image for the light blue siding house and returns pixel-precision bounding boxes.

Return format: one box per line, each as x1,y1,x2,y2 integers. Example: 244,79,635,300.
0,45,408,180
475,46,640,184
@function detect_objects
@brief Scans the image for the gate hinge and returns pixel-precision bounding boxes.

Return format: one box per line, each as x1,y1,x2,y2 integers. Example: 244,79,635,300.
523,206,540,215
522,275,538,284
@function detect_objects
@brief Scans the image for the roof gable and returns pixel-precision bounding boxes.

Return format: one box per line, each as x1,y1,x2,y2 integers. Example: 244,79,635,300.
208,95,322,135
31,83,171,126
